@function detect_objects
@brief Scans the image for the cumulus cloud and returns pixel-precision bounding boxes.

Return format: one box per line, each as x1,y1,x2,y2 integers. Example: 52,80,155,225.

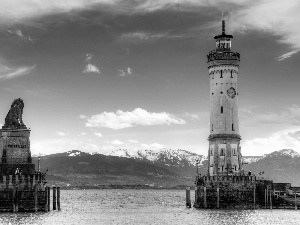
85,108,186,129
83,53,100,74
185,113,200,120
141,143,164,150
83,63,100,74
0,65,36,80
111,139,124,145
7,29,36,43
55,131,66,136
129,139,138,143
127,67,132,75
243,128,300,155
94,132,103,137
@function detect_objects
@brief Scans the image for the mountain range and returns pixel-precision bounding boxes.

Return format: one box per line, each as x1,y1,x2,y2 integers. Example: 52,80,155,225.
34,148,300,188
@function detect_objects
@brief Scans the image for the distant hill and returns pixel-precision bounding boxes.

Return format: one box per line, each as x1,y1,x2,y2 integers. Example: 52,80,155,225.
34,150,194,187
244,149,300,186
33,148,300,188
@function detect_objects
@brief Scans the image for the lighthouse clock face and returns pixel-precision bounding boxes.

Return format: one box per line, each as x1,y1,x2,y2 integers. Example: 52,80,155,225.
227,87,236,99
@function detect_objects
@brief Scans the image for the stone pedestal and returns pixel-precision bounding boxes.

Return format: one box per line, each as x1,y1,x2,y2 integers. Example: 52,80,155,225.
0,129,35,175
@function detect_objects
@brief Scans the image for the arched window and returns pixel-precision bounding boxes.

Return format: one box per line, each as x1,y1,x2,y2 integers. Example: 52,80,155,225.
230,70,233,78
221,106,223,114
220,70,223,78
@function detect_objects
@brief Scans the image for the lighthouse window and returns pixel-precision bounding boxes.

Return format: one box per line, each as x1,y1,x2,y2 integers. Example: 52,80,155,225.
230,70,233,78
220,148,225,156
222,165,224,171
235,165,237,171
221,106,223,114
220,70,223,78
232,123,235,131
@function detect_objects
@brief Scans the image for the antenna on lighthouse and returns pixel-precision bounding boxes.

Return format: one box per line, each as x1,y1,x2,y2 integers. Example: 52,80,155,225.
222,20,225,35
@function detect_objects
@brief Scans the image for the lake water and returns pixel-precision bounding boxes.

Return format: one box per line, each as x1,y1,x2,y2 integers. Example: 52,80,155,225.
0,189,299,225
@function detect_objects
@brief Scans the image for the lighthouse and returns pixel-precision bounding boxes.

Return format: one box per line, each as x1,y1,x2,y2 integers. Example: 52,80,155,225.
207,20,242,176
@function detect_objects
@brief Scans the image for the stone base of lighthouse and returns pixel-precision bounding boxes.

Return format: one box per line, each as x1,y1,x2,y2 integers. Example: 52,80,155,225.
194,175,273,209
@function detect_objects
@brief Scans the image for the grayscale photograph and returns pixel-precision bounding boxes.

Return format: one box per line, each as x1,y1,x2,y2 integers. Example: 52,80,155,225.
0,0,299,224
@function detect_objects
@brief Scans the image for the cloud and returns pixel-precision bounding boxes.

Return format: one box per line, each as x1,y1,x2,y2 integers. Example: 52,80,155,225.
118,69,126,77
118,67,133,77
240,105,300,126
121,31,184,41
83,63,100,74
94,132,103,137
7,29,36,43
226,0,300,60
0,65,36,80
55,131,66,136
111,139,124,145
243,128,300,155
276,50,298,61
127,67,132,75
129,139,138,143
85,53,93,62
0,0,121,26
85,108,186,129
79,115,87,119
78,132,86,136
141,143,164,150
185,113,200,120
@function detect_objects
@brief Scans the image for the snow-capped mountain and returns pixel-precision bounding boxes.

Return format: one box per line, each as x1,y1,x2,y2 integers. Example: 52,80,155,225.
105,149,207,167
242,156,264,164
264,149,300,159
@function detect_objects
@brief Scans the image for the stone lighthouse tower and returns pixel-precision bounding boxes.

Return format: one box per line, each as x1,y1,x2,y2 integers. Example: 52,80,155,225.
207,20,242,176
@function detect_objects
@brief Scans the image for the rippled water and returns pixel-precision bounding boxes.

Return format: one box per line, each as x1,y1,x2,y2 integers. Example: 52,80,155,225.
0,189,299,225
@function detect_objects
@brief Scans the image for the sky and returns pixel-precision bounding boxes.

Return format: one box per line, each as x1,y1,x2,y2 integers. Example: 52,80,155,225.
1,0,300,156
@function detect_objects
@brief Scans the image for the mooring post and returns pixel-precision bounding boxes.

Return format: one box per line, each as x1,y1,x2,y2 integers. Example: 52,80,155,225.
186,187,191,208
57,187,61,210
270,190,272,210
15,187,18,212
295,192,297,210
44,187,48,212
217,187,220,209
53,187,57,210
266,187,269,207
204,187,207,208
47,187,50,211
194,186,197,207
264,189,266,208
34,185,38,212
253,186,256,209
12,187,16,212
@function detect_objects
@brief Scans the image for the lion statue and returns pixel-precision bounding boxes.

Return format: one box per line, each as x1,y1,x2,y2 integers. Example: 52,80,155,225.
3,98,27,129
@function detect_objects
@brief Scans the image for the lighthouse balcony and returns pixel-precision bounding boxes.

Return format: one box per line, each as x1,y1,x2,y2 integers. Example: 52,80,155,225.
207,51,240,63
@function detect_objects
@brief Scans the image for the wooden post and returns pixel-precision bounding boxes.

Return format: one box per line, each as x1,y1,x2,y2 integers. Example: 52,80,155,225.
44,187,48,212
217,187,220,209
12,187,16,212
15,187,18,212
34,185,38,212
194,186,197,207
253,186,256,209
266,187,269,207
47,187,50,211
295,192,297,210
186,187,191,208
270,190,272,210
53,187,57,210
204,187,207,208
57,187,61,210
264,189,267,208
